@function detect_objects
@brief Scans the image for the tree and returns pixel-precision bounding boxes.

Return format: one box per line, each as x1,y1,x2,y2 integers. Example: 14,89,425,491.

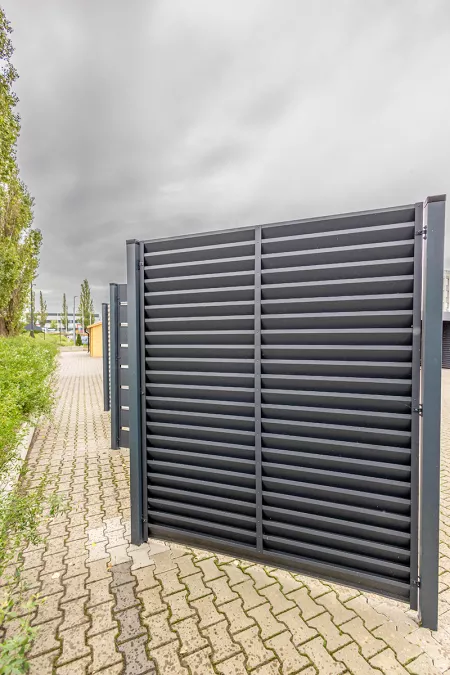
61,293,68,330
0,7,41,336
26,289,35,325
39,291,47,328
76,333,82,346
50,319,57,330
78,279,94,332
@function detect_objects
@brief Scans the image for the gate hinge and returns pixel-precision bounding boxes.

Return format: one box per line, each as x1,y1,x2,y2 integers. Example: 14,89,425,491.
137,260,143,270
416,227,428,239
140,386,145,396
413,576,421,588
413,404,423,416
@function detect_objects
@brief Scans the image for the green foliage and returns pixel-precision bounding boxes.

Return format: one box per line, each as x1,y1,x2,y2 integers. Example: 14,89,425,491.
0,6,40,337
49,320,57,330
76,333,82,346
0,336,59,672
38,291,47,328
78,279,95,331
0,336,57,481
61,293,68,330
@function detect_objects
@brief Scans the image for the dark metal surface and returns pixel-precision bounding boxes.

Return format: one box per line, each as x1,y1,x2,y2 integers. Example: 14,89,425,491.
127,241,144,545
419,195,446,630
127,198,444,627
102,303,110,412
409,204,423,610
109,284,120,450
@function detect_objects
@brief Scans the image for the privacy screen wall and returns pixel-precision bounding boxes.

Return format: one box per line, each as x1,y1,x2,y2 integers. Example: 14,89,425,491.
115,196,445,630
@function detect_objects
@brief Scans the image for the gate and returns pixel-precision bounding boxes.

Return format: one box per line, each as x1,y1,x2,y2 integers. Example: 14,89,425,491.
121,197,445,630
107,283,130,450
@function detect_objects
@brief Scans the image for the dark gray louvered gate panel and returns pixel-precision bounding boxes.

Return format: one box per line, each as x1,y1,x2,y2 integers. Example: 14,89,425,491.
118,284,129,448
143,228,257,547
443,322,450,369
142,204,421,603
259,208,418,602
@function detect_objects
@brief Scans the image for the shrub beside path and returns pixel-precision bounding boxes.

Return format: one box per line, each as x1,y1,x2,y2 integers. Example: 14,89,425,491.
4,351,450,674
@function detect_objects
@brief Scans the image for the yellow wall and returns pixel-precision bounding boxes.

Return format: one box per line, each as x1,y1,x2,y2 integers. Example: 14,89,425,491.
90,323,103,358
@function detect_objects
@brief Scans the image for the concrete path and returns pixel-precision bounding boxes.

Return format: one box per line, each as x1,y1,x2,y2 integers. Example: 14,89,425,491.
5,351,450,674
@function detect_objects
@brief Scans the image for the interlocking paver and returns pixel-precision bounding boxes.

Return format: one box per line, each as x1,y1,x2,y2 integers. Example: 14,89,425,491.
216,653,249,675
60,597,89,631
158,568,186,596
145,609,176,648
234,625,275,670
221,598,255,634
174,616,208,655
309,610,351,652
266,631,310,674
88,627,122,673
335,643,383,675
249,602,286,640
28,650,58,675
87,600,117,636
151,641,188,674
206,574,238,604
221,562,249,586
118,635,156,674
183,646,216,674
202,620,241,663
370,648,410,675
234,579,265,610
301,636,346,674
10,352,450,675
58,624,91,665
315,591,356,626
191,593,223,628
340,616,385,657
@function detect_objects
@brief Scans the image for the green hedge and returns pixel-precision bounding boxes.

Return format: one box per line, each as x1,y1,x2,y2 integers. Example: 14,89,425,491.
0,337,58,473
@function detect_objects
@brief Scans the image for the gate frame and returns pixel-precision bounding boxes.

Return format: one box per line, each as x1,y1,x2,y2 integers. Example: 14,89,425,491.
126,197,446,629
102,302,110,412
419,195,446,630
127,240,145,545
109,283,120,450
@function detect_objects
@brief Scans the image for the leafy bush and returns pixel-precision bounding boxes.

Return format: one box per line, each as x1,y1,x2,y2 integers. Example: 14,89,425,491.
0,336,58,672
76,333,82,346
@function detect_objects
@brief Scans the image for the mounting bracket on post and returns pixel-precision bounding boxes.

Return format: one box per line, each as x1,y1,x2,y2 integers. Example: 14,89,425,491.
416,226,428,239
413,404,423,416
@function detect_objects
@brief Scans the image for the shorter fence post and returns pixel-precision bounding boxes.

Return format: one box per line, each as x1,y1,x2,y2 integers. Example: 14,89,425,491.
420,195,446,630
127,240,144,545
102,303,110,412
110,284,120,450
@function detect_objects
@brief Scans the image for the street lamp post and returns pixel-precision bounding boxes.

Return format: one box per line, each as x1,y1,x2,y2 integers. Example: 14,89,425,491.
73,296,77,346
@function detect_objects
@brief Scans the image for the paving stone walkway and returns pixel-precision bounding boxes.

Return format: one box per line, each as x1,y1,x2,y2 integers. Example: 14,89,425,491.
4,351,450,674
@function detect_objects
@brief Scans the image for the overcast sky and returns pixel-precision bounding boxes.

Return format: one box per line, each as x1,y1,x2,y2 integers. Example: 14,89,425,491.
3,0,450,312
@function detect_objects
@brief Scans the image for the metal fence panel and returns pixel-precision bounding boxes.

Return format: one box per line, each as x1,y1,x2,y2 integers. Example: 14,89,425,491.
109,282,129,450
126,197,445,629
102,303,110,411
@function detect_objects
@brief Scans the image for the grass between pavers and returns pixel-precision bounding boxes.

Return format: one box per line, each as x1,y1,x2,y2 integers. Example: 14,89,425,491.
0,335,60,673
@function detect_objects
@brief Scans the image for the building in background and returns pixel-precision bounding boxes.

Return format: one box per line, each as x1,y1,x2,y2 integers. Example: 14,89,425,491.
87,321,103,357
41,311,100,332
444,270,450,312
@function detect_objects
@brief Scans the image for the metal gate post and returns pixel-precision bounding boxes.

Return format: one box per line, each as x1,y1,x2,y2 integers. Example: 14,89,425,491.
102,302,110,412
419,195,446,630
109,284,120,449
127,240,144,545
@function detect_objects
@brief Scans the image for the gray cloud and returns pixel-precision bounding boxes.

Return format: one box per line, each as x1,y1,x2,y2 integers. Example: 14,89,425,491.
3,0,450,311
